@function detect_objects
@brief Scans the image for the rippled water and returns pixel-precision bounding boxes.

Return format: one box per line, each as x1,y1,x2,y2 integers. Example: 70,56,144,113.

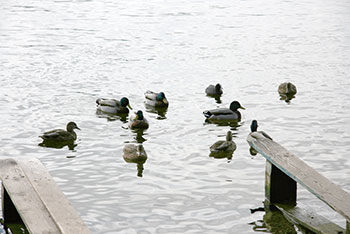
1,0,350,233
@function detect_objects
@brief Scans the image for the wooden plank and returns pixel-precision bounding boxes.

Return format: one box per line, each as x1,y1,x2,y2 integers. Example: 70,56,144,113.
275,204,345,234
0,158,91,234
247,132,350,222
0,158,60,233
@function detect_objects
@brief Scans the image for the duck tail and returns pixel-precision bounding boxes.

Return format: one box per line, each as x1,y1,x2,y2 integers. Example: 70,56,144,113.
203,111,212,118
39,135,48,141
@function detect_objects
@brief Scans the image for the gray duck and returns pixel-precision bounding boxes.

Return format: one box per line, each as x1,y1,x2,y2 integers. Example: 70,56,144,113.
144,91,169,108
96,97,132,114
205,83,223,96
40,122,80,143
203,101,245,121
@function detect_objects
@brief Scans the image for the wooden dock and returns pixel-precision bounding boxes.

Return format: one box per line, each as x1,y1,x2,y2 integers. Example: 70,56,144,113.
247,131,350,234
0,157,91,234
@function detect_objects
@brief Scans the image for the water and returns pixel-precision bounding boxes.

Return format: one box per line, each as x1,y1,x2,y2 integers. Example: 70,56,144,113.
1,0,350,233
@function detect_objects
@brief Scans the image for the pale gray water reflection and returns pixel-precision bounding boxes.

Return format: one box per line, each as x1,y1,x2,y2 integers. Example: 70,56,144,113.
38,141,78,151
1,0,350,233
130,129,148,144
144,105,168,120
96,110,129,123
206,94,223,104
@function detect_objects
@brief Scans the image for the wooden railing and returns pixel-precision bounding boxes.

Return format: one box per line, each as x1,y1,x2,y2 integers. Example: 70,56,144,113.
247,131,350,234
0,157,91,234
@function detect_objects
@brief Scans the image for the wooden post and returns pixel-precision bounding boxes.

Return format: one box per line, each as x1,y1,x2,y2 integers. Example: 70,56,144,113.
248,132,350,233
265,161,297,207
2,185,23,224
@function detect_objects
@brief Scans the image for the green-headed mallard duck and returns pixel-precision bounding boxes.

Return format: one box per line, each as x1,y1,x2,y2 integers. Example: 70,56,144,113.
96,97,132,114
205,83,223,96
40,122,80,142
144,91,169,108
278,82,297,96
210,131,237,153
203,101,245,121
129,110,149,129
250,120,273,140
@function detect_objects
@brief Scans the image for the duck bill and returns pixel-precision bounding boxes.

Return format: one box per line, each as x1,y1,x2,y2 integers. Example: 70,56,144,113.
162,98,168,104
76,127,81,130
240,106,246,110
128,104,133,110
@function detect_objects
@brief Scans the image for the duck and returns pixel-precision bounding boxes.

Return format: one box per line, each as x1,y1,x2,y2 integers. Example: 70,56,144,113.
250,120,273,140
123,144,148,164
205,83,223,96
96,97,132,114
123,144,148,177
144,91,169,108
39,122,80,143
210,131,237,154
129,110,149,129
203,101,245,121
278,82,297,96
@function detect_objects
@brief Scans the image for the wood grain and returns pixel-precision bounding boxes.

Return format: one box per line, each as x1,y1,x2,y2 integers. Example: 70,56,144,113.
0,158,91,234
276,204,345,234
247,132,350,222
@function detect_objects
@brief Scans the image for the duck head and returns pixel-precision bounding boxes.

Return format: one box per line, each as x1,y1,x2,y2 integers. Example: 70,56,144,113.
156,92,168,105
135,110,144,120
67,122,80,132
215,84,222,92
250,120,258,132
229,101,245,111
120,97,132,109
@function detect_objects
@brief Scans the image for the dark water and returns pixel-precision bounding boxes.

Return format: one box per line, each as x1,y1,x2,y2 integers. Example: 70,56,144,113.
1,0,350,233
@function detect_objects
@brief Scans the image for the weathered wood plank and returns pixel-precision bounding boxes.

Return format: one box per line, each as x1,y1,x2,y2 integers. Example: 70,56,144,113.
275,204,345,234
0,158,91,234
0,158,60,233
247,132,350,222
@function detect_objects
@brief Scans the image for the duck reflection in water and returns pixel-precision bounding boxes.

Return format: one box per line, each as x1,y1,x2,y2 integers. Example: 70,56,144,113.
279,93,296,103
205,83,223,104
209,131,236,161
144,105,168,120
131,129,148,143
123,144,147,177
39,141,78,150
95,110,128,122
249,205,297,233
39,122,80,151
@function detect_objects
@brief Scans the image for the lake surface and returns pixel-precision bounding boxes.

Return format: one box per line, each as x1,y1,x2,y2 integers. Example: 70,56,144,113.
1,0,350,233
